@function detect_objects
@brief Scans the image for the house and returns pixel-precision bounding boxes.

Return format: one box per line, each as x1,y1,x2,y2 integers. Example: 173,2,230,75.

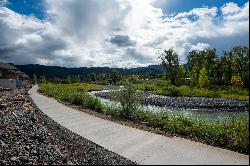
0,62,30,89
15,70,30,86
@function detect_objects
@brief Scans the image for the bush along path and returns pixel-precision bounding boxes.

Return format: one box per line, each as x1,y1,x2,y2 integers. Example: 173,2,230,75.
0,87,135,165
32,85,249,165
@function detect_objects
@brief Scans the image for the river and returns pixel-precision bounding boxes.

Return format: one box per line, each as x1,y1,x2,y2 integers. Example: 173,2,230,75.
88,90,248,121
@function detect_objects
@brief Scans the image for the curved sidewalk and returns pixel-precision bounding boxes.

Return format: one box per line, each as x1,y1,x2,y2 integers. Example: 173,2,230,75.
28,86,249,165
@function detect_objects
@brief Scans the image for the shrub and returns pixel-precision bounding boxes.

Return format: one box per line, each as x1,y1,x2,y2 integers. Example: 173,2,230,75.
104,106,121,117
144,84,155,91
231,74,243,88
112,81,142,119
178,85,191,96
163,85,181,96
86,96,103,112
71,94,83,105
127,74,140,83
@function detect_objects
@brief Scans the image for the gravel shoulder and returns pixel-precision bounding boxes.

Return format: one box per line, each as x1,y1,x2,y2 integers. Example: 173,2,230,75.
0,87,135,165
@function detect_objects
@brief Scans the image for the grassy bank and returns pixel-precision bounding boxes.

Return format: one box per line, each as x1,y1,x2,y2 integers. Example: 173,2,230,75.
39,83,249,154
39,83,103,112
134,80,249,100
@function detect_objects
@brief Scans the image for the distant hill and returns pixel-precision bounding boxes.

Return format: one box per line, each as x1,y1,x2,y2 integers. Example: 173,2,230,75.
15,64,165,78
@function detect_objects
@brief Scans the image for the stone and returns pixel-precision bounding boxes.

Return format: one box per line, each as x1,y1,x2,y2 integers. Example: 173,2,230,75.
4,88,11,91
0,103,7,109
0,139,6,146
14,97,25,101
19,156,29,162
10,157,17,162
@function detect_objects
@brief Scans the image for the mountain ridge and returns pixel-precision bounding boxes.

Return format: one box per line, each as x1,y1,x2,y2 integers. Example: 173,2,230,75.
15,64,166,78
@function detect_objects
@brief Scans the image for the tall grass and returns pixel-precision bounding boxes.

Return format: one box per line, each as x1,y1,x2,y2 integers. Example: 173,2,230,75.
39,83,103,112
39,83,249,154
133,110,248,154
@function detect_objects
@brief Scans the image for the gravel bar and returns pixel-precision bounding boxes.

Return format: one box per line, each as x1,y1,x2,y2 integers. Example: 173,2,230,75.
0,87,136,165
94,91,249,111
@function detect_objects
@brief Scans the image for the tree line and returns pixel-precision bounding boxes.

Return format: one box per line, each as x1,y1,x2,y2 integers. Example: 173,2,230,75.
160,46,249,88
32,70,124,85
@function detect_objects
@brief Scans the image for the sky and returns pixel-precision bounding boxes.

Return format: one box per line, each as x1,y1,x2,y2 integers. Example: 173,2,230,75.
0,0,249,68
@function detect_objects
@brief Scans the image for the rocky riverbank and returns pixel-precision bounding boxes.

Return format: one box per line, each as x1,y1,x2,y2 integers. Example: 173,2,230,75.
93,90,249,111
0,87,135,165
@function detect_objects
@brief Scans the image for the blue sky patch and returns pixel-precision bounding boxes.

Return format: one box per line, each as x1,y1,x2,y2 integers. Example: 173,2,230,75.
162,0,248,14
4,0,249,20
5,0,45,19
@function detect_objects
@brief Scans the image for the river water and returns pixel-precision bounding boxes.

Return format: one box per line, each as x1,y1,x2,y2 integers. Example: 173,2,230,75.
88,90,248,121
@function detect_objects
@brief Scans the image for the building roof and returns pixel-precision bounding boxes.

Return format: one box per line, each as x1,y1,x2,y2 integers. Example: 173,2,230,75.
22,73,30,78
15,70,24,75
0,62,29,78
0,62,19,70
15,70,30,78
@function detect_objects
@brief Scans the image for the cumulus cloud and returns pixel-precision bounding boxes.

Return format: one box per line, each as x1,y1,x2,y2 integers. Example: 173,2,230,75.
221,2,242,16
0,0,249,68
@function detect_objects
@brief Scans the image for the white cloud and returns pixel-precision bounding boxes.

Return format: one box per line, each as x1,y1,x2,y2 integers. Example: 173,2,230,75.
0,0,249,68
222,1,249,22
221,2,241,15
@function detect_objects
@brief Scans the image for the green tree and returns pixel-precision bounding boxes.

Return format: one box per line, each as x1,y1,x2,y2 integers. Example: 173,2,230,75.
190,66,198,86
71,75,80,83
187,49,216,86
76,75,81,83
97,73,108,84
127,74,139,83
230,46,249,87
110,70,121,85
213,57,225,86
198,67,209,88
231,73,243,88
177,64,186,85
220,51,235,85
32,74,37,84
53,77,61,83
146,71,157,79
89,73,97,82
66,75,71,84
40,75,47,84
160,49,179,85
99,73,107,80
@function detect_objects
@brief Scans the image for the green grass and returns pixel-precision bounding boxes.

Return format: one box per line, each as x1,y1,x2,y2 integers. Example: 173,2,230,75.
39,83,249,154
135,81,249,100
39,83,103,112
133,110,248,154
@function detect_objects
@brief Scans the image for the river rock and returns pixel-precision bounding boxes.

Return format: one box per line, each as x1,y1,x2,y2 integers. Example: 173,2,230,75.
0,87,135,165
92,90,249,111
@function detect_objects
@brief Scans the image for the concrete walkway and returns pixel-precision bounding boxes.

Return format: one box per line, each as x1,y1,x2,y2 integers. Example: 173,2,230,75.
29,86,249,165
